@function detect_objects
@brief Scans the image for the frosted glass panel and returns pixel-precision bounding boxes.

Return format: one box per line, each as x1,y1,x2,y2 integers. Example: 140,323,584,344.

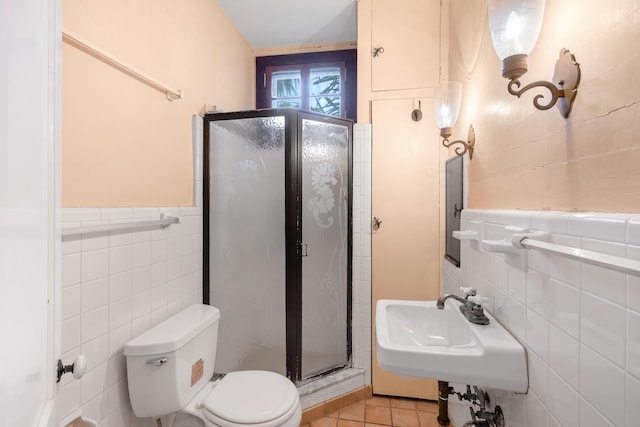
209,116,286,375
301,119,350,378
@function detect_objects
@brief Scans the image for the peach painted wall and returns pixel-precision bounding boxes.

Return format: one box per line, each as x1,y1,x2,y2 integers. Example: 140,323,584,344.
62,0,254,207
448,0,640,212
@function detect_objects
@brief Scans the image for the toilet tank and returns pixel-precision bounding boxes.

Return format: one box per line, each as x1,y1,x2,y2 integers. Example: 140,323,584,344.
124,304,220,418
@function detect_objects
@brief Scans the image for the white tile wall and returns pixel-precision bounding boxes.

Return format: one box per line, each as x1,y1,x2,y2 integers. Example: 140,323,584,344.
352,123,373,385
445,209,640,427
58,207,204,427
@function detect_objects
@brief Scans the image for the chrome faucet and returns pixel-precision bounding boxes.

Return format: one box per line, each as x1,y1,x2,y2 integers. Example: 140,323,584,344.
437,287,490,325
436,294,468,309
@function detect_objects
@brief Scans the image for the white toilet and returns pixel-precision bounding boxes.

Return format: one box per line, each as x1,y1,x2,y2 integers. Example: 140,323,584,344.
124,304,302,427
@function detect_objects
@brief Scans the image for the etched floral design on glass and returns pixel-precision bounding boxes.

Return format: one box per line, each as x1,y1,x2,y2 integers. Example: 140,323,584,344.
308,162,338,228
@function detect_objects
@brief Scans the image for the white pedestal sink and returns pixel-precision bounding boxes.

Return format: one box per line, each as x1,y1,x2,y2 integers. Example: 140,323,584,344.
375,299,528,393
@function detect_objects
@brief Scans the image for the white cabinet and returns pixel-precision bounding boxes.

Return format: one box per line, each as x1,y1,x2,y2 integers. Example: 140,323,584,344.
370,0,441,91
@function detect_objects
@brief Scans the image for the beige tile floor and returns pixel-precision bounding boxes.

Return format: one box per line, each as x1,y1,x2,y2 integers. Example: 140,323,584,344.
302,395,448,427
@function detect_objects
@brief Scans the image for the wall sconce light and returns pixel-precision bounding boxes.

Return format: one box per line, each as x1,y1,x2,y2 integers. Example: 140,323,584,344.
488,0,581,118
434,81,475,159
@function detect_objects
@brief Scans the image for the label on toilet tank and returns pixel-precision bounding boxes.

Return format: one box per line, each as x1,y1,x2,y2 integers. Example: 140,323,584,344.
191,359,204,387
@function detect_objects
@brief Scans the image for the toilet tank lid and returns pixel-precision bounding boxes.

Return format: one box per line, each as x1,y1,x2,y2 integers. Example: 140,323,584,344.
124,304,220,357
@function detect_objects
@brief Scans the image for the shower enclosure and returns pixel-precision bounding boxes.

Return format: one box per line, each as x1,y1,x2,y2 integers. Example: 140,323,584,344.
203,109,352,384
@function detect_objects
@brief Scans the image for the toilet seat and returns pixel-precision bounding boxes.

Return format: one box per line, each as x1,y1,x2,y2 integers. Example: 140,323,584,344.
197,370,300,427
203,398,300,427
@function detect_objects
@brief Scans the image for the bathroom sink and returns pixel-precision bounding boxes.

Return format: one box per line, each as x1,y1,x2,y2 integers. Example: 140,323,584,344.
375,299,528,393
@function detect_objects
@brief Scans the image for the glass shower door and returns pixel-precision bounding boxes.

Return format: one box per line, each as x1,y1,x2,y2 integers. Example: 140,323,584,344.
207,115,287,376
300,115,351,379
205,109,352,383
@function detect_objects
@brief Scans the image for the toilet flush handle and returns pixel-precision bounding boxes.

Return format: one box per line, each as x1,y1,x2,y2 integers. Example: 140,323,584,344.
146,357,168,367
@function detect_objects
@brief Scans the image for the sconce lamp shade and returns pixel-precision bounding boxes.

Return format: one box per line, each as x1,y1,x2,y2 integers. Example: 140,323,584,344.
434,82,475,158
488,0,580,118
488,0,545,62
434,81,462,130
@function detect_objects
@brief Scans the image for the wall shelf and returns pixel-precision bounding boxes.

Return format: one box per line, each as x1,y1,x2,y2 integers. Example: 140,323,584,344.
480,239,521,254
452,230,479,241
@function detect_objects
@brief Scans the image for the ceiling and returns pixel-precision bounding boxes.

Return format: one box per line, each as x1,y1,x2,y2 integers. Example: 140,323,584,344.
216,0,357,50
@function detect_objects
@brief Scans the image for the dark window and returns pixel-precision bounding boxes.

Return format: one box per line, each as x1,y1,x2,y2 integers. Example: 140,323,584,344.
256,50,357,121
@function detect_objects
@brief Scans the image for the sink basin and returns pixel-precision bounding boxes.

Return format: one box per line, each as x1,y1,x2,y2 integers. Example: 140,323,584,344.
375,299,528,393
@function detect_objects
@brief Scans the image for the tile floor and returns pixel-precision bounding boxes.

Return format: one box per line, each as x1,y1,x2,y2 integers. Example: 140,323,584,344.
302,395,449,427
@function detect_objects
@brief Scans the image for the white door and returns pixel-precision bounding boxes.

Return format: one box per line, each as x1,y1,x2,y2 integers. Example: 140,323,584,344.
0,0,60,426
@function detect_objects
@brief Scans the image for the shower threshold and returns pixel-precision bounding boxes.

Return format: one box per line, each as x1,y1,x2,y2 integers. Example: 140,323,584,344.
297,367,366,409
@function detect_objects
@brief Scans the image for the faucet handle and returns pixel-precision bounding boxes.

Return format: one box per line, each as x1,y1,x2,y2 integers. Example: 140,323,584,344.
467,294,483,305
459,287,477,296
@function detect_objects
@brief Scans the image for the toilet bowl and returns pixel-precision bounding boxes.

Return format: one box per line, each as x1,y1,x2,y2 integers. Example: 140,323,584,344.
124,304,301,427
180,371,302,427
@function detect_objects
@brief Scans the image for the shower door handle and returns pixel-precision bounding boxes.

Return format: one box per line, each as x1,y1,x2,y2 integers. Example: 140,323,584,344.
297,242,308,257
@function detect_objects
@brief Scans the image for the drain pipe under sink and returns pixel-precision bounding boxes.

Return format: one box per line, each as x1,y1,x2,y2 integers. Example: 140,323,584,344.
437,380,452,426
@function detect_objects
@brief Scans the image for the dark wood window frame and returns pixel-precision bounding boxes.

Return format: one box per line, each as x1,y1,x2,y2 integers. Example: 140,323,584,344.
256,49,357,121
267,61,346,116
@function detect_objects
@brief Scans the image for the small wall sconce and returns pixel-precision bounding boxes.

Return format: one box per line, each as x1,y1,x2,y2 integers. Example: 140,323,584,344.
434,81,475,159
488,0,581,118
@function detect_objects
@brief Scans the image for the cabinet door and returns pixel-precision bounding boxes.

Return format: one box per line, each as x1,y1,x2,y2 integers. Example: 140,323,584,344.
371,99,441,399
371,0,441,91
